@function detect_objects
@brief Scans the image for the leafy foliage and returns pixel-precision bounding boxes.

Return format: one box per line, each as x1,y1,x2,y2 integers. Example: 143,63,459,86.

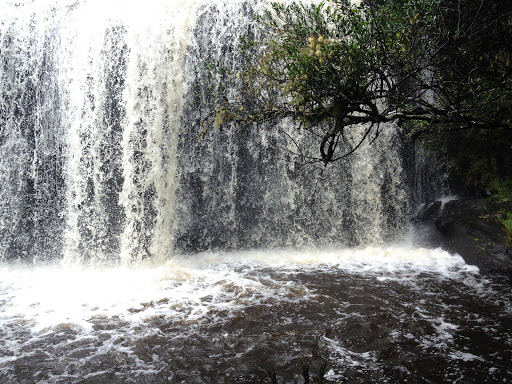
203,0,512,177
413,0,512,187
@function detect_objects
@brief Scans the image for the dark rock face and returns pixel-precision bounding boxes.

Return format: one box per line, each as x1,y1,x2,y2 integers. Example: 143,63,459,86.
413,201,442,223
433,199,512,276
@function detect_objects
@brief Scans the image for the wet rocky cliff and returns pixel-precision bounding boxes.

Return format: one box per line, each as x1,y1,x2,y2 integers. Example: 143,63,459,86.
415,198,512,276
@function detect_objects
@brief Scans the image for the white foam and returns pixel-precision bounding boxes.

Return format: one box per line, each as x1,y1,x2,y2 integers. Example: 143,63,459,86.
449,351,485,362
0,246,480,335
323,336,378,368
177,246,479,278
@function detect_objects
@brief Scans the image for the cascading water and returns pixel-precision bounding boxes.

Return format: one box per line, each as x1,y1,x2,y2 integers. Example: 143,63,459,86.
0,0,206,264
1,1,511,383
0,0,410,263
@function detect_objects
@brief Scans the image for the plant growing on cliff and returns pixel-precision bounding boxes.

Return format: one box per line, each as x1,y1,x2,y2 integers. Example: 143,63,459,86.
203,0,512,174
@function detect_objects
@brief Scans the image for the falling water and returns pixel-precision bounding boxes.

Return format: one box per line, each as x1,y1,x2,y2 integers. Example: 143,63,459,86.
1,0,511,382
0,0,411,263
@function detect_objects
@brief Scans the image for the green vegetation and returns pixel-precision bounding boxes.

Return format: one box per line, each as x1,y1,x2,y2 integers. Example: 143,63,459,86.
203,0,512,190
488,180,512,234
502,213,512,233
416,0,512,190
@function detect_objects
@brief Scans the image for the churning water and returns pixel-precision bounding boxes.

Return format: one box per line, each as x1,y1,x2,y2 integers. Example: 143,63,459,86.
1,248,512,383
1,0,511,383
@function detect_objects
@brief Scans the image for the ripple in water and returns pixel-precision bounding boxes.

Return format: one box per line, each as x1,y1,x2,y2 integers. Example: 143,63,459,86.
1,246,511,383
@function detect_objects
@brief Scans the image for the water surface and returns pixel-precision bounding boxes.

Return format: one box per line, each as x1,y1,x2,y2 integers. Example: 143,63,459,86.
1,247,511,383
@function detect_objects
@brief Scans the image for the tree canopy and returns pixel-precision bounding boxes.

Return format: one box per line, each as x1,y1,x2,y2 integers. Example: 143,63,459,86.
203,0,512,185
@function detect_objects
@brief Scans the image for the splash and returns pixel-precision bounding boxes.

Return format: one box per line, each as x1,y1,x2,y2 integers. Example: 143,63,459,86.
0,246,479,333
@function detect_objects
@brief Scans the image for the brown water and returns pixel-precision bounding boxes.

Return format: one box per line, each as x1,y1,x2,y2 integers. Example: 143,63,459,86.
1,247,511,383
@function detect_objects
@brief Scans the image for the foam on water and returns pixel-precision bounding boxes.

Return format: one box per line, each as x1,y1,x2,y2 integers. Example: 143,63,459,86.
0,247,479,333
1,247,511,382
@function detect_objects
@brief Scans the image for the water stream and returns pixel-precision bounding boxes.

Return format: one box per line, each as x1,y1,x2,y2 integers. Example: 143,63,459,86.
1,0,511,382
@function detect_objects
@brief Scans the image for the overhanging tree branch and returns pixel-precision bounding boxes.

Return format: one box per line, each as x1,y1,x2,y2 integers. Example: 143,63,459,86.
201,0,512,167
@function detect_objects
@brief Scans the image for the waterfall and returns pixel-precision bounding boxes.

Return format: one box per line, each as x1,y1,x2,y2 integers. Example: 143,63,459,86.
0,0,411,264
4,5,512,382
